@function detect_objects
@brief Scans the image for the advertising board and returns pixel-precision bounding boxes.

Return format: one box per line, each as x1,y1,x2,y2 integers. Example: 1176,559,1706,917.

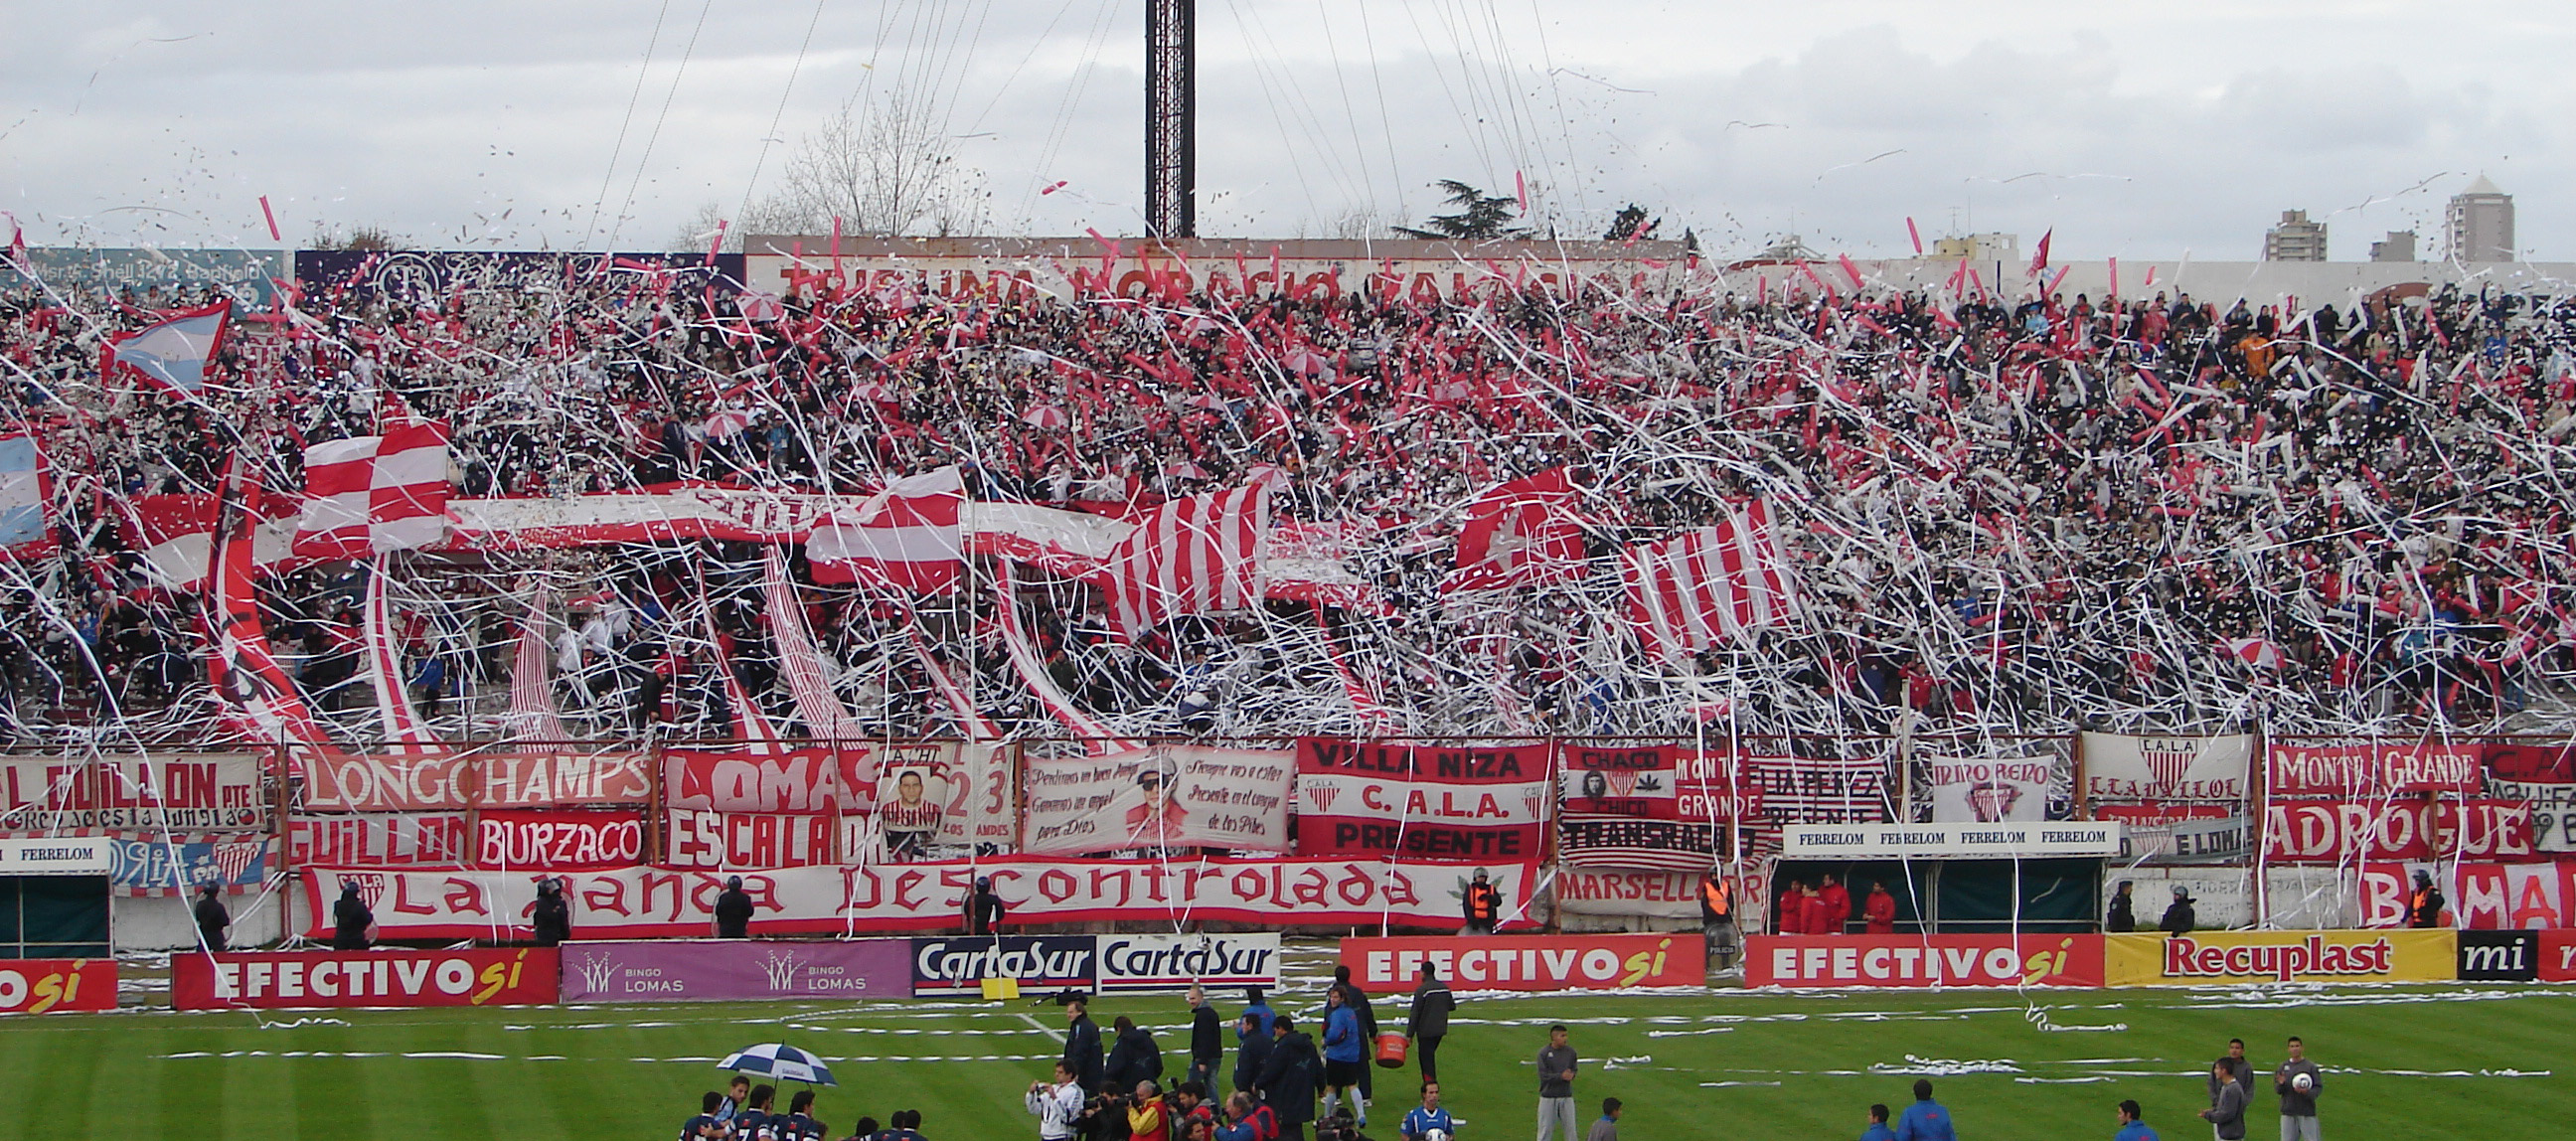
0,959,116,1014
2103,930,2457,986
557,939,909,1002
1339,934,1703,991
1746,934,2104,988
171,948,561,1009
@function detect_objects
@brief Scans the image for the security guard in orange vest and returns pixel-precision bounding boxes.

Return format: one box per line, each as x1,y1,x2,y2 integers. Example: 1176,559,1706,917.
1699,868,1739,968
1461,869,1504,935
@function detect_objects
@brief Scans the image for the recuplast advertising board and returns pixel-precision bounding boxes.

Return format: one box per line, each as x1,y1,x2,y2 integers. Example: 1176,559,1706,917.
2103,930,2458,986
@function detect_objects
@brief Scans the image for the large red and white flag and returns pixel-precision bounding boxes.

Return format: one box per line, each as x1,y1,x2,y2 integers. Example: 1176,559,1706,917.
203,455,333,748
807,466,965,592
296,416,451,559
1623,499,1800,659
116,493,300,592
1446,467,1588,591
761,546,862,741
1098,477,1277,636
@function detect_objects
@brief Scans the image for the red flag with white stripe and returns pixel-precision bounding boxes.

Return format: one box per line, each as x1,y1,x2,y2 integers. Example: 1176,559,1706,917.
295,416,451,558
807,466,965,592
203,454,333,748
1623,499,1800,659
1097,476,1277,637
115,493,300,592
1446,467,1588,591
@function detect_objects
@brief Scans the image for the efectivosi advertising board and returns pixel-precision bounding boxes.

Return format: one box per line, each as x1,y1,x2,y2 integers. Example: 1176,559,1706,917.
2103,930,2458,986
1746,935,2104,988
1340,934,1703,990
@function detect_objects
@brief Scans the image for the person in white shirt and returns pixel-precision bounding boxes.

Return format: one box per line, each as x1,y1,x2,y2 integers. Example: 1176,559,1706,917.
1027,1060,1085,1141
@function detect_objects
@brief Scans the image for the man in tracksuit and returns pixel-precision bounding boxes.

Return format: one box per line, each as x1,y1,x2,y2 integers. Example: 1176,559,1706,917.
1406,965,1456,1083
1894,1079,1956,1141
2274,1036,2324,1141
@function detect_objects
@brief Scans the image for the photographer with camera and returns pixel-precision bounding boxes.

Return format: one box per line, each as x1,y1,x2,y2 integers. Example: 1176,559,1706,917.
1028,1060,1085,1141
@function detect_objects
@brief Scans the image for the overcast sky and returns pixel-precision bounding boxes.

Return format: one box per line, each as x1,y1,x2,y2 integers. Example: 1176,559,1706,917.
4,1,2567,260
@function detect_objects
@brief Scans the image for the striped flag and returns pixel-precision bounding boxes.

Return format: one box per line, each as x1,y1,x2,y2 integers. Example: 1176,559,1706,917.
360,556,440,752
113,492,299,592
1097,477,1277,636
761,546,861,741
0,433,56,559
104,301,231,396
501,580,569,741
295,415,451,558
1623,499,1799,659
807,465,965,592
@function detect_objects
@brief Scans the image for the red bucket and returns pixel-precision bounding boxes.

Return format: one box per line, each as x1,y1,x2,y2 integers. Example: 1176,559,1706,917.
1374,1032,1408,1067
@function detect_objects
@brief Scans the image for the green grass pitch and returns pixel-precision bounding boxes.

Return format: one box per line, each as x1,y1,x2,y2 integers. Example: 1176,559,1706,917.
6,943,2571,1139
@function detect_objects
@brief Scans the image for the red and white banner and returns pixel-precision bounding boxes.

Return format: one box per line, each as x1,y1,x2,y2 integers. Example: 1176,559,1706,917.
204,457,334,748
2079,733,2253,801
1622,500,1797,657
2261,799,2540,864
0,959,116,1014
1099,479,1274,635
664,811,839,869
807,466,965,592
1293,738,1552,860
2266,740,2483,797
1747,934,2106,988
172,948,558,1010
1555,744,1749,871
1021,744,1294,855
297,748,653,812
2545,930,2576,981
1447,467,1588,592
1547,868,1704,919
474,810,644,870
113,492,300,592
1736,754,1889,853
0,753,263,831
1927,751,2053,823
303,858,1534,938
294,416,451,558
2355,860,2576,929
663,747,843,814
760,548,863,742
288,813,470,867
1341,934,1703,991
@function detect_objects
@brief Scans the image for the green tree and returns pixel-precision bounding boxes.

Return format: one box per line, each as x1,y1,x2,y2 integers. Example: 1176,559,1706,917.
1393,180,1530,241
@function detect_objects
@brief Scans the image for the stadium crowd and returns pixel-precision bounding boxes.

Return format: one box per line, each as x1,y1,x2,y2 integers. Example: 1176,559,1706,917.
3,256,2574,746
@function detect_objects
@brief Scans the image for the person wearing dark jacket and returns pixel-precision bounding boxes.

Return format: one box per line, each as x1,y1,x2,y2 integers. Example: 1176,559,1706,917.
712,876,755,938
1064,996,1107,1094
1106,1015,1165,1094
1256,1015,1320,1141
2208,1038,2254,1107
331,881,375,950
1461,869,1504,935
1187,986,1224,1093
2106,881,2136,933
2407,870,2445,928
193,884,231,951
1232,1011,1273,1096
1406,964,1456,1083
1330,964,1379,1106
2160,886,2195,935
964,876,1007,935
531,878,572,946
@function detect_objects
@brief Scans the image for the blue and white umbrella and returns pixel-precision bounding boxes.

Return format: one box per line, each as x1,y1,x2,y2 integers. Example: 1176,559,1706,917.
717,1043,836,1086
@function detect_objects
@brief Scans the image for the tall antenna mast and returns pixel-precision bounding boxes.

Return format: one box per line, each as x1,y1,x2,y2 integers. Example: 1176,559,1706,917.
1145,0,1196,238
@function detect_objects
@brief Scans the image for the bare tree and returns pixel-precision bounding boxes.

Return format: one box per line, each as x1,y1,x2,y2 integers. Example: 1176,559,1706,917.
761,90,988,238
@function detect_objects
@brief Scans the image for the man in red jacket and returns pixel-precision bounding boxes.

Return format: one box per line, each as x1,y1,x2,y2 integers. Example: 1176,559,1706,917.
1777,879,1809,934
1863,881,1897,934
1813,874,1852,935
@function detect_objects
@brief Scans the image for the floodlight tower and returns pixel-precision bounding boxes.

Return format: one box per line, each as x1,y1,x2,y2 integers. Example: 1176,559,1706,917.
1144,0,1196,238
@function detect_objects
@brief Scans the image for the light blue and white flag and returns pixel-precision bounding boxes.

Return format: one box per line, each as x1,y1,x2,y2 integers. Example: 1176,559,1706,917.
0,433,53,555
108,300,231,395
